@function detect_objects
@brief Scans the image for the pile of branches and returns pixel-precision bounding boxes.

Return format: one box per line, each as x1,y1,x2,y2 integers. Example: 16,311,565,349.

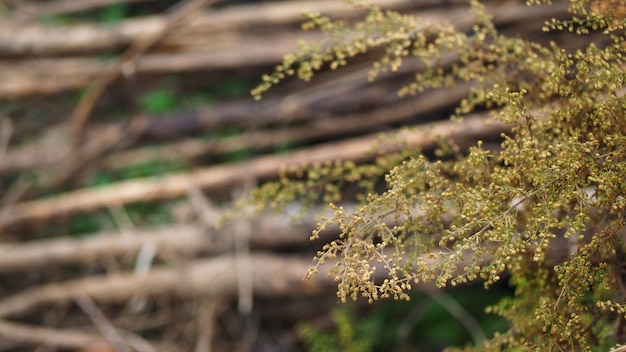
0,0,590,350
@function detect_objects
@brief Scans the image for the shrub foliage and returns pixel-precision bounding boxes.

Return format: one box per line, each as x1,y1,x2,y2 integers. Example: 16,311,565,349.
251,0,625,350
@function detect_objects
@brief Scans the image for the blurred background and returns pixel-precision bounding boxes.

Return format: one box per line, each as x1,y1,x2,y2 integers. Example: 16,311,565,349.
0,0,592,351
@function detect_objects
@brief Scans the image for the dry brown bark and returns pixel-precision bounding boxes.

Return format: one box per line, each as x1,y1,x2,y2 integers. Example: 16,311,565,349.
0,1,568,98
0,80,471,175
0,0,446,55
0,113,509,230
0,0,565,56
0,0,416,51
0,253,333,319
0,319,112,350
0,205,340,272
0,247,492,351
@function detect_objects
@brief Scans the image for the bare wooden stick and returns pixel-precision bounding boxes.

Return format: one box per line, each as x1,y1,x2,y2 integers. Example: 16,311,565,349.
0,1,565,56
0,30,322,98
194,298,221,352
74,292,157,352
0,225,203,271
0,319,176,351
0,80,471,175
0,204,340,272
0,246,502,320
73,293,134,352
0,60,398,174
0,31,327,98
0,0,419,55
0,2,568,98
233,182,254,316
0,253,334,319
0,319,110,350
0,114,509,230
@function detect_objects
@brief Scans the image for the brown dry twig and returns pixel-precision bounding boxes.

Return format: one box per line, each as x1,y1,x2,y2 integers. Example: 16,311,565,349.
0,319,110,350
0,114,509,230
0,254,333,319
0,205,344,272
0,319,177,352
0,1,570,98
74,292,157,352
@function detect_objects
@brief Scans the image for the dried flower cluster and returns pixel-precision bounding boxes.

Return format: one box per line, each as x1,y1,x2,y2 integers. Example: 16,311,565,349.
252,0,625,350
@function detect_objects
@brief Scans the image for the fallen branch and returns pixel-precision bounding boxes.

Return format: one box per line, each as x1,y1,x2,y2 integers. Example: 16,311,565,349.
0,0,426,56
0,80,471,175
0,246,503,321
74,292,156,352
0,319,109,350
0,1,564,56
0,0,434,56
0,31,324,98
0,319,176,352
0,253,334,319
0,2,568,97
0,114,510,230
0,204,342,272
